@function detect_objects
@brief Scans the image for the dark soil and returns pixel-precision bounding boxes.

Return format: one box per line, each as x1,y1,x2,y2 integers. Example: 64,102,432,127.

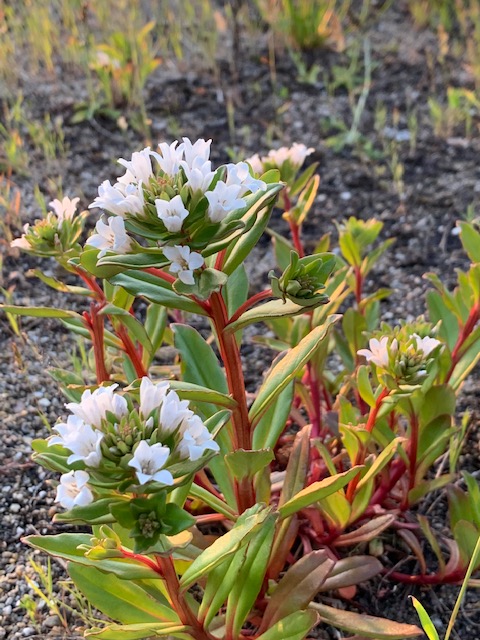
1,1,480,638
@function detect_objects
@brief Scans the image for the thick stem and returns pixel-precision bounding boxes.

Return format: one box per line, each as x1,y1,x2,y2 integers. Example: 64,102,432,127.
346,387,390,502
209,291,256,512
156,555,214,640
84,303,110,384
116,324,148,378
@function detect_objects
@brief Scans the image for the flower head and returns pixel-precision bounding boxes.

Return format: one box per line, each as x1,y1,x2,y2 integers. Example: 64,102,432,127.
181,137,211,167
178,415,220,461
89,180,144,217
245,153,263,175
86,216,133,258
128,440,173,485
265,143,314,169
139,377,170,419
225,162,266,196
50,415,104,467
163,245,204,285
118,147,153,185
49,196,80,227
155,195,189,232
55,470,94,510
66,384,128,428
159,390,193,434
151,141,184,177
413,334,441,357
205,181,245,223
181,157,215,193
358,337,396,370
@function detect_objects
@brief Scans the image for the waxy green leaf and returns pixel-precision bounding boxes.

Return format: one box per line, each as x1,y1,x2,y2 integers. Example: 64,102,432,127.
255,611,319,640
249,316,340,424
279,467,362,519
85,622,190,639
224,448,274,481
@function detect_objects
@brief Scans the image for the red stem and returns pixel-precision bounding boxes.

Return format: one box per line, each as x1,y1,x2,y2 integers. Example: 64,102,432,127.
116,324,148,378
346,387,390,502
84,303,110,384
386,568,466,585
144,267,211,314
444,302,480,383
155,555,214,640
209,291,256,513
227,289,273,325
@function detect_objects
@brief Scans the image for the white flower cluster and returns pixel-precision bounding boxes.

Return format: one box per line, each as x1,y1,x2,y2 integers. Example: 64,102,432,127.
247,143,314,174
86,138,267,283
10,196,81,251
358,334,441,369
50,378,219,509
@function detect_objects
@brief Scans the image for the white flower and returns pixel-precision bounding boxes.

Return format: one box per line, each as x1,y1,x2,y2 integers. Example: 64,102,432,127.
225,162,266,196
86,216,133,258
89,179,144,217
66,384,128,428
181,157,215,192
205,181,245,223
178,415,220,461
245,153,264,174
265,143,314,169
358,337,396,369
151,141,184,177
128,440,173,485
55,470,94,510
139,377,170,419
412,334,441,357
155,195,189,232
117,147,153,185
181,137,211,167
163,245,204,285
11,224,32,250
50,415,104,467
160,390,193,434
49,196,80,226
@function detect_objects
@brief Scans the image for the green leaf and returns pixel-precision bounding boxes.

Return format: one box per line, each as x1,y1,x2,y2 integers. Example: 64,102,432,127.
225,299,307,334
253,381,294,450
168,380,237,410
410,597,440,640
68,563,178,624
23,534,157,579
357,365,376,407
179,505,271,591
98,252,168,270
172,324,228,416
100,304,152,351
334,514,395,547
458,221,480,263
188,484,237,520
279,467,362,519
222,264,249,318
54,498,123,525
226,514,277,636
310,603,422,638
356,438,404,491
255,611,319,640
0,304,81,318
222,184,284,275
224,448,274,481
84,622,191,639
249,316,340,424
110,270,207,316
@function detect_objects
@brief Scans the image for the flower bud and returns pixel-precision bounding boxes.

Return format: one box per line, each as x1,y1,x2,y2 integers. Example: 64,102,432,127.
270,250,335,308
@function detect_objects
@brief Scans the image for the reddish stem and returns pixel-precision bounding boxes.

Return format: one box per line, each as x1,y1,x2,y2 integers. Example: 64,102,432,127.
386,569,466,585
227,289,273,325
74,267,105,299
83,303,110,384
116,324,148,378
445,302,480,383
144,267,211,314
119,547,163,574
346,387,390,502
209,291,256,513
155,555,214,640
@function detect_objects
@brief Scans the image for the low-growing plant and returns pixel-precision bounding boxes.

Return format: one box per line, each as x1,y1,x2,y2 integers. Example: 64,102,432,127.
4,136,480,639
